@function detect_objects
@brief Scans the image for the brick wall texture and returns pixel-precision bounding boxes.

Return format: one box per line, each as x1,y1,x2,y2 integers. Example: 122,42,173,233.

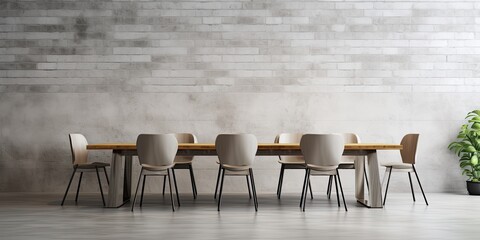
1,0,479,93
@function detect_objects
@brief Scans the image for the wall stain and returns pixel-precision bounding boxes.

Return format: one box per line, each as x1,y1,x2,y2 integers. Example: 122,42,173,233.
74,16,88,43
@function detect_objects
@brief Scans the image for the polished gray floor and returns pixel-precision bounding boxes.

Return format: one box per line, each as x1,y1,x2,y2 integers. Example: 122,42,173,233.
0,192,476,240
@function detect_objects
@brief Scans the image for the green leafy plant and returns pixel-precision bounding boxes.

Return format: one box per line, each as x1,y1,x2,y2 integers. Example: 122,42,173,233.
448,110,480,182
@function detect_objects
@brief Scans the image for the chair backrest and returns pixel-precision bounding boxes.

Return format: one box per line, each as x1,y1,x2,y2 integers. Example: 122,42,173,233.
400,134,419,164
275,133,304,162
136,134,178,167
341,133,360,163
173,133,197,162
69,133,88,165
300,134,344,168
215,134,258,167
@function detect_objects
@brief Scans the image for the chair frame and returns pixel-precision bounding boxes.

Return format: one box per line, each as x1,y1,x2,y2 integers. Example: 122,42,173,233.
161,133,198,199
215,134,258,212
382,134,428,206
326,133,369,199
131,134,180,212
61,134,109,206
299,134,348,212
275,133,313,200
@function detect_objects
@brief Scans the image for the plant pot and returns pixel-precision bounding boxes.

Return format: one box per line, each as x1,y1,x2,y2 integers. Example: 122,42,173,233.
466,181,480,195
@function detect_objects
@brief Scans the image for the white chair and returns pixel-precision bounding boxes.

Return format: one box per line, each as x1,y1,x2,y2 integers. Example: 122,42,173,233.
158,133,198,199
275,133,313,199
327,133,369,198
131,134,179,211
300,134,347,211
61,134,109,206
215,134,258,211
382,134,428,205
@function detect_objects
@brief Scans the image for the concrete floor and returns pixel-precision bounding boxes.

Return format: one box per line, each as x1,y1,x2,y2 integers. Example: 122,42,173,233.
0,192,477,240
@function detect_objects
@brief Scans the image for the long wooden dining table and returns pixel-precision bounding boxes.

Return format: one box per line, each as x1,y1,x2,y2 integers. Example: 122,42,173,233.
87,143,402,208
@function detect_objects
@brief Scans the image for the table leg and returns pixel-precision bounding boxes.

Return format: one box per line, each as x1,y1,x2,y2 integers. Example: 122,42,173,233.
123,155,133,202
106,151,126,208
354,156,366,204
355,151,383,208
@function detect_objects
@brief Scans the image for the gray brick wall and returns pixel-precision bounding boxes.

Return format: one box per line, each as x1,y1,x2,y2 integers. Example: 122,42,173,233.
0,0,477,193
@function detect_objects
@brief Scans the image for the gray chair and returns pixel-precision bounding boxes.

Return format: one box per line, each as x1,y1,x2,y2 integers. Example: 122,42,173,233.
327,133,369,198
275,133,313,199
159,133,198,199
382,134,428,205
215,134,258,211
214,132,252,199
131,134,180,211
61,134,109,206
300,134,347,211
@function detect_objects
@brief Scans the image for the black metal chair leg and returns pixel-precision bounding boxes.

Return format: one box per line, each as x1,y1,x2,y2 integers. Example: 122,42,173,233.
214,164,221,199
246,175,252,199
277,165,285,199
103,167,109,185
327,175,332,199
336,170,348,211
131,168,144,211
61,168,77,206
383,167,392,206
162,175,166,196
217,168,225,211
75,172,83,203
300,169,308,208
249,168,258,211
167,169,175,211
308,178,313,199
95,167,105,207
140,175,146,207
412,165,428,205
171,169,181,207
188,164,197,199
302,169,311,212
334,175,340,207
408,172,416,202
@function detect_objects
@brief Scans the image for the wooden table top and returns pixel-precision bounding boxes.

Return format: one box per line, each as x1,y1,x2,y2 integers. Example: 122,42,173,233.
87,143,403,151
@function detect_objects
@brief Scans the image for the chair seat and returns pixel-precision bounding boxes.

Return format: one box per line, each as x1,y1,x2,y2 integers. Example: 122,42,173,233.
141,163,174,171
338,162,355,169
310,169,337,176
278,159,305,165
382,162,413,169
75,162,110,169
174,159,193,164
224,169,249,176
143,169,168,176
306,164,338,172
222,164,251,172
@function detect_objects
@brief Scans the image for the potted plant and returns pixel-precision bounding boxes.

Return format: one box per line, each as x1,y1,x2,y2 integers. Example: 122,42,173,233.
448,110,480,195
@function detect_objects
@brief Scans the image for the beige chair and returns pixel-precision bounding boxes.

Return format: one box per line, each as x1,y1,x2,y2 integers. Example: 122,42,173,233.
275,133,313,199
61,134,110,206
131,134,179,211
382,134,428,205
158,133,198,199
327,133,369,198
215,134,258,211
300,134,347,211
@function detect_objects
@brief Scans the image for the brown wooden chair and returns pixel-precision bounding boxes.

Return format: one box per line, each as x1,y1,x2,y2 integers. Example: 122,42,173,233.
382,134,428,205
